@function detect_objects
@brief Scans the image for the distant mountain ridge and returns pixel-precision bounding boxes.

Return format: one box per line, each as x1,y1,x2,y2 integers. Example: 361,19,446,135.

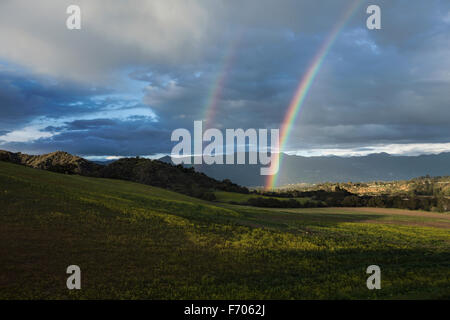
159,152,450,187
2,149,449,189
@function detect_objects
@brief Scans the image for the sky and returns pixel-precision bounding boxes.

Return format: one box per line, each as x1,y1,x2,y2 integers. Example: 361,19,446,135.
0,0,449,158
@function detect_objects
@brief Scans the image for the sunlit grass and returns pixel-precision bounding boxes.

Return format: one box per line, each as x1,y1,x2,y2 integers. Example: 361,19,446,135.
0,161,449,299
214,190,311,205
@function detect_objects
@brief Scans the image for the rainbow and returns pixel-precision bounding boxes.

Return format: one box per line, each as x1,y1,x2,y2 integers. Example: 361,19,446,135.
203,38,240,128
266,0,364,189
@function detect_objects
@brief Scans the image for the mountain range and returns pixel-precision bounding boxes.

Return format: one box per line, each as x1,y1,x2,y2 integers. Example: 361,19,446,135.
1,149,449,188
160,152,450,187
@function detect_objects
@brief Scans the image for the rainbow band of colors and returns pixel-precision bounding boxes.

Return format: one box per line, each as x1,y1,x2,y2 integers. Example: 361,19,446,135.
265,0,364,190
203,38,241,128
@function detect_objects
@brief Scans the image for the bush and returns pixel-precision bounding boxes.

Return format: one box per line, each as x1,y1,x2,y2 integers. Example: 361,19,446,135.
341,196,362,207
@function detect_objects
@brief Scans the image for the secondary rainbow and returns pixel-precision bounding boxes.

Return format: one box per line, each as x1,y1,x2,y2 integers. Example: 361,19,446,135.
266,0,364,189
203,38,240,128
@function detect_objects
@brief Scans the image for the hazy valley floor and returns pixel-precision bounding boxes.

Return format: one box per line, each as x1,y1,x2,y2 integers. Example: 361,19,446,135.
0,161,449,299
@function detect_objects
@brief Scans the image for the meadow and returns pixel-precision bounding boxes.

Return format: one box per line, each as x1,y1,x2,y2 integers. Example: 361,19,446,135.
214,190,312,205
0,161,449,299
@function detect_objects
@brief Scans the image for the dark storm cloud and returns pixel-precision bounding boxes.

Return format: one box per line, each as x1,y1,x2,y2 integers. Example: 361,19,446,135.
0,70,111,130
43,119,117,133
367,0,450,49
0,0,449,155
138,13,450,150
64,119,118,130
140,30,319,130
2,117,171,156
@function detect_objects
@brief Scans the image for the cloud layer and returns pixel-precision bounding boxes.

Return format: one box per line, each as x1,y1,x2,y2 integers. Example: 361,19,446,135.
0,0,449,156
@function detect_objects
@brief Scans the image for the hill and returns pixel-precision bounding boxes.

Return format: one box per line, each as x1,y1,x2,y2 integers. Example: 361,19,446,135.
0,150,248,198
99,157,248,197
0,161,449,299
0,150,102,175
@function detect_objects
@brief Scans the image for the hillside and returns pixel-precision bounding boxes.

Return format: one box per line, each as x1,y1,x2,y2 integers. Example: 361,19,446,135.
0,161,449,299
100,157,247,197
0,150,102,175
279,176,450,197
0,150,248,198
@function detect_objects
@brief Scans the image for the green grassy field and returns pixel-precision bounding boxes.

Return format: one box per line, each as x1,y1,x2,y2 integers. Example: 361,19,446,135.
214,191,312,205
0,161,449,299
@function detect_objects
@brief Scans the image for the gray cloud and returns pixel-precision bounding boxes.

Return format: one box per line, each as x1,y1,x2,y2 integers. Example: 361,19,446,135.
2,117,171,156
0,0,449,156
